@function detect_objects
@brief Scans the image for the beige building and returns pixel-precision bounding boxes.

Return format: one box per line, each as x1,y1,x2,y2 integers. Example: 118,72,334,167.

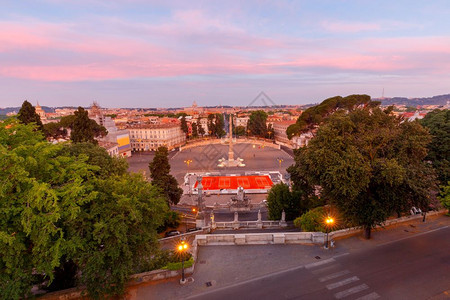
35,102,48,123
234,116,249,128
129,123,186,151
98,141,119,157
273,120,296,148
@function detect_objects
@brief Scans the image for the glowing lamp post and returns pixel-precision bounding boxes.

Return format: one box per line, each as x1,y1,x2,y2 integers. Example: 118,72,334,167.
184,159,193,195
277,157,284,171
324,216,334,249
177,240,189,284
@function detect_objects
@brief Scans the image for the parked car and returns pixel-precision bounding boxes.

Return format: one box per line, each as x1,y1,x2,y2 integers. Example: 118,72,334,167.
186,227,201,233
164,230,180,237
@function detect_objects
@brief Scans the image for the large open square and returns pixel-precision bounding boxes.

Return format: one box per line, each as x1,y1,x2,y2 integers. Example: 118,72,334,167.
127,142,294,185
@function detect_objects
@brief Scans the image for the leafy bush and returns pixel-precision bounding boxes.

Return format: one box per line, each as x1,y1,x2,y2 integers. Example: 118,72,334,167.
294,207,326,232
157,211,181,233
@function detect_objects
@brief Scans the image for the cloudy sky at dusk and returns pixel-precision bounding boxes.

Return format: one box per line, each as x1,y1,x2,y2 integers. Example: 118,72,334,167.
1,0,450,108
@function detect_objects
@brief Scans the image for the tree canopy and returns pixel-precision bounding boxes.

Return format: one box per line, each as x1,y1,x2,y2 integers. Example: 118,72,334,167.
420,109,449,186
286,94,376,139
290,101,437,238
0,119,167,299
180,116,189,138
266,183,299,221
247,110,268,138
206,114,226,138
17,100,44,132
191,122,198,138
70,107,107,144
149,146,183,205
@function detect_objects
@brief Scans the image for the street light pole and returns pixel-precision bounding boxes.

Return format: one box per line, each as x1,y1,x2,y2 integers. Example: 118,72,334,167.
324,216,334,249
177,240,189,284
184,159,193,196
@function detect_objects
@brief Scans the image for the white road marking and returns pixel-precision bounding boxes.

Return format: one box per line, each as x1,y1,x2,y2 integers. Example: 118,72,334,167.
319,270,351,282
355,292,381,300
334,284,369,299
326,276,360,290
305,258,335,269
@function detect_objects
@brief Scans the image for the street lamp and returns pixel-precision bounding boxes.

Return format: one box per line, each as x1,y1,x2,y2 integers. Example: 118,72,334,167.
324,216,334,249
277,157,284,170
177,240,189,284
184,159,193,196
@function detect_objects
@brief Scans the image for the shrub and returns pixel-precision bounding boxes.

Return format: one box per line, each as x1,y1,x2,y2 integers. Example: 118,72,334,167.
294,206,326,232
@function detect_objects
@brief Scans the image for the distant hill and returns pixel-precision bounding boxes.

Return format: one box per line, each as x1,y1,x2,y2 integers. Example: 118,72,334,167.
0,106,56,115
375,94,450,106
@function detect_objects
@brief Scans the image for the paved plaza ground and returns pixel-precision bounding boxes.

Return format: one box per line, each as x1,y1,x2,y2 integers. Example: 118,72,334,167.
127,142,294,184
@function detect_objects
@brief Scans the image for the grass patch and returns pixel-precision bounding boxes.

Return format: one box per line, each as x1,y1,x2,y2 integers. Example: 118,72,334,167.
162,257,194,271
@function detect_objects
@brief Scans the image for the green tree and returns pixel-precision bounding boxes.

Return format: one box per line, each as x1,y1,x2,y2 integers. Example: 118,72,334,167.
206,114,225,138
197,119,205,137
70,107,107,144
0,119,168,299
0,119,97,299
234,125,247,137
247,110,268,138
149,146,183,205
292,102,437,239
69,173,167,298
192,122,198,138
286,94,373,139
17,100,44,132
420,109,449,186
63,142,128,177
43,122,67,139
438,182,450,215
180,116,189,138
207,114,215,136
293,207,326,232
214,114,226,138
266,183,299,221
266,123,274,139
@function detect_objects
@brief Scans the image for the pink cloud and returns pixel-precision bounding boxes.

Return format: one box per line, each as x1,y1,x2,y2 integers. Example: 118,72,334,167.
1,15,450,82
321,21,381,33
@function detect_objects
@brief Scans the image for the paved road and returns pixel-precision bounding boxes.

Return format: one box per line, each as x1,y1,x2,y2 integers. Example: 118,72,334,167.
190,226,450,300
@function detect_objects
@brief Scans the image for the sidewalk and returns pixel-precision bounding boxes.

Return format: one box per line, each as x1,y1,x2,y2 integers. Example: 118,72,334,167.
127,213,449,300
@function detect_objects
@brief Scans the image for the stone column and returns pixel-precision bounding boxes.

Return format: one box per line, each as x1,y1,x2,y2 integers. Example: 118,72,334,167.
280,210,287,227
210,211,216,230
257,209,263,229
233,211,239,229
228,114,234,162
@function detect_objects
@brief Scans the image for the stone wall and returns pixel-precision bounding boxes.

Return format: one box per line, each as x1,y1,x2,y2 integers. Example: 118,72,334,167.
195,232,325,246
180,138,280,151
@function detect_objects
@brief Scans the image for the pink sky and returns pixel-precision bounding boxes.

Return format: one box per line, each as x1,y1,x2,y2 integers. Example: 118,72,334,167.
1,1,449,107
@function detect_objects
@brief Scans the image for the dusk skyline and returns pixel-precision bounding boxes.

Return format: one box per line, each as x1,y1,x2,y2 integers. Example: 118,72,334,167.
1,0,450,108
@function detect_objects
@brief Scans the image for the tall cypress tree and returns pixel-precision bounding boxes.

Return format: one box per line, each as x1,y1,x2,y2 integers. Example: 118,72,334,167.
149,146,183,205
17,100,44,131
70,107,106,144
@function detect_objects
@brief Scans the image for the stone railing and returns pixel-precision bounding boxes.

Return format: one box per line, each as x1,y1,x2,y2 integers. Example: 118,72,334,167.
212,210,287,230
180,137,280,151
195,232,325,246
330,208,447,240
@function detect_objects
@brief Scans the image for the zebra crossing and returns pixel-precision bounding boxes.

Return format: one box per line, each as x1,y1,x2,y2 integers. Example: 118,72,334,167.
305,258,381,300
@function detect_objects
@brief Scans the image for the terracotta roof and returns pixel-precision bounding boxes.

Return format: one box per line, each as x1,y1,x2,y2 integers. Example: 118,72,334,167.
127,123,181,129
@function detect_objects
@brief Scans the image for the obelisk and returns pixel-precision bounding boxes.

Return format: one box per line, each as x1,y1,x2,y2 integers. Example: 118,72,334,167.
228,114,234,162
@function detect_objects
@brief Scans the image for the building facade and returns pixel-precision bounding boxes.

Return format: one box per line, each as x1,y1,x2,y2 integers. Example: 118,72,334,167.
129,123,186,151
234,116,249,128
273,120,296,148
